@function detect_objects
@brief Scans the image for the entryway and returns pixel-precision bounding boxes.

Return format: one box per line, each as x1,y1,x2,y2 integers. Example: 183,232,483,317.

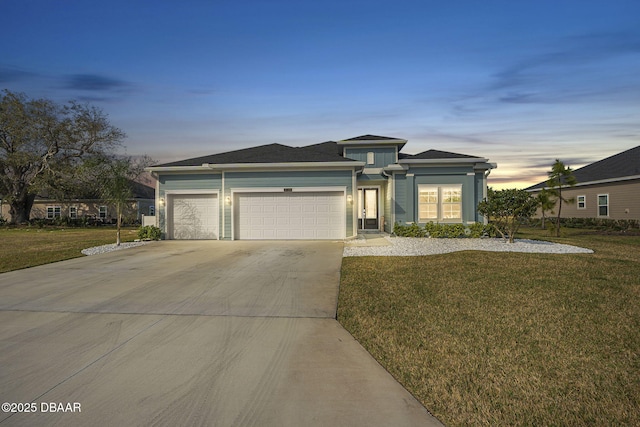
357,187,379,230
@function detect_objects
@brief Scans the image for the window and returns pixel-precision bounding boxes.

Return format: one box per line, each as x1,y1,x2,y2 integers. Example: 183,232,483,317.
577,195,586,209
149,205,155,216
46,206,61,219
367,152,375,165
441,187,462,219
418,187,438,221
99,206,107,219
69,206,78,218
418,185,462,222
598,194,609,217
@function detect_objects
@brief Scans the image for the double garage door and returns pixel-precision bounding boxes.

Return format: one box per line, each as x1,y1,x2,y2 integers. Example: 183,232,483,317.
167,191,344,240
235,191,344,240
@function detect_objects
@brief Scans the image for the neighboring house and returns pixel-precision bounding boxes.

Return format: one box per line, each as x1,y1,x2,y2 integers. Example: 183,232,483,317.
146,135,496,240
0,181,155,224
526,145,640,220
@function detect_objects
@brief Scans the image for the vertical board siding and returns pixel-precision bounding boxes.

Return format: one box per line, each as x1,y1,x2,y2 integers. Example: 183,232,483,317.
394,174,407,224
345,147,396,168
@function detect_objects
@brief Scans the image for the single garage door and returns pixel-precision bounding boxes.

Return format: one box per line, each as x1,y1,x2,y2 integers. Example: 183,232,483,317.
168,194,219,239
235,191,344,240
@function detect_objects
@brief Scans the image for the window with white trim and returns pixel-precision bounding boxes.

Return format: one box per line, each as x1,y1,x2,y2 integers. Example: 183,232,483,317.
577,195,586,209
418,185,462,222
69,206,78,218
99,206,107,219
47,206,61,219
367,152,375,165
598,194,609,217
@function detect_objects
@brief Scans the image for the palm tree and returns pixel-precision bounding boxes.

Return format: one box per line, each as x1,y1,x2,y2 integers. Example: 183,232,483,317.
536,188,555,229
546,160,577,237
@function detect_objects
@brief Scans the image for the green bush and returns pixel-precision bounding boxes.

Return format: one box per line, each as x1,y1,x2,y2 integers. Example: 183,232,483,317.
394,222,495,238
137,225,162,240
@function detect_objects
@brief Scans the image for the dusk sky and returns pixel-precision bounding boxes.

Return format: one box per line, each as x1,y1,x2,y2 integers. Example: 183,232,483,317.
2,0,639,188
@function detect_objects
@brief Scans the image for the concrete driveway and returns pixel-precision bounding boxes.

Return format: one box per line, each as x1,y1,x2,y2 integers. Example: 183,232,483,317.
0,241,442,426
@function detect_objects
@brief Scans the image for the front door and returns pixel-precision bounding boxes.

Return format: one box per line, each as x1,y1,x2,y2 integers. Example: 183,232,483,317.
358,188,378,230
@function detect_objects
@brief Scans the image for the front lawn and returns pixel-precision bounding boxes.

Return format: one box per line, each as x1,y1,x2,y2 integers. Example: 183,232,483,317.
338,228,640,426
0,227,138,273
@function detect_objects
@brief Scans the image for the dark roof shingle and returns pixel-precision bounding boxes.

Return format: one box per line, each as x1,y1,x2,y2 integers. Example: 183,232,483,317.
403,149,481,160
155,142,354,167
527,145,640,190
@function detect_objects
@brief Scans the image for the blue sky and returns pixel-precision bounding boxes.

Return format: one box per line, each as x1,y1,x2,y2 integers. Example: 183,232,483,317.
2,0,639,188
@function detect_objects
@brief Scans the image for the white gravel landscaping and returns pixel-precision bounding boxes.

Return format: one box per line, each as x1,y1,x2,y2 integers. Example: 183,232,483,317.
343,236,594,257
81,241,152,256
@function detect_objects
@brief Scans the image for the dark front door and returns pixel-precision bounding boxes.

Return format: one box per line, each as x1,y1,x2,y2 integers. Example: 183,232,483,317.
358,188,378,230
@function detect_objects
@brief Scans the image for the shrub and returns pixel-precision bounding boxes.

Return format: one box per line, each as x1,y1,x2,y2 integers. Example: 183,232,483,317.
137,225,162,240
394,222,426,237
394,222,495,238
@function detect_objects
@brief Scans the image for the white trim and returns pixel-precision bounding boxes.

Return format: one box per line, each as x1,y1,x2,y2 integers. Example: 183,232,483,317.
399,158,488,164
205,162,364,169
221,171,226,239
352,170,358,237
148,162,365,173
231,186,346,193
577,195,586,210
529,174,640,192
363,167,383,175
163,189,220,195
597,193,609,217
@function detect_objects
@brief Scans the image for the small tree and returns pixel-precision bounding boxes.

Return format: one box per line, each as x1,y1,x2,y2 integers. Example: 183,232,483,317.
536,188,555,229
546,159,577,237
477,188,538,243
99,156,153,246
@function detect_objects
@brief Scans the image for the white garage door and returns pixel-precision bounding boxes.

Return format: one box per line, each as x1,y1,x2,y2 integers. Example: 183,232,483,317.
169,194,219,239
235,192,344,240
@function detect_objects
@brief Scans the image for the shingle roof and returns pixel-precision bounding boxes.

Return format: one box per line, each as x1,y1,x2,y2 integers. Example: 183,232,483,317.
341,134,404,141
155,142,355,167
526,145,640,190
403,149,481,160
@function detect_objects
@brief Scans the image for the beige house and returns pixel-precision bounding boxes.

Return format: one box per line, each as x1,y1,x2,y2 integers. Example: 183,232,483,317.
1,182,155,224
526,146,640,220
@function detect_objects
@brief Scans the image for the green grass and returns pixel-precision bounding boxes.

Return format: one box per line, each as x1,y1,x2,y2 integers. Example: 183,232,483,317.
0,227,139,273
338,227,640,426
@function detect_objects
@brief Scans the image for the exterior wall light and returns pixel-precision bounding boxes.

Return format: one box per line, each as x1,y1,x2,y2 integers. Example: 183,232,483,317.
159,197,165,206
347,195,353,204
225,196,232,205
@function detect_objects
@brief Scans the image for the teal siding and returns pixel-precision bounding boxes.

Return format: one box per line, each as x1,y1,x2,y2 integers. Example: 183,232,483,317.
345,147,396,168
394,174,407,225
158,173,222,236
223,170,354,239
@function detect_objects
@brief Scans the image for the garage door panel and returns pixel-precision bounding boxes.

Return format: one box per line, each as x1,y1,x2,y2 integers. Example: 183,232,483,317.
170,194,219,240
235,191,344,240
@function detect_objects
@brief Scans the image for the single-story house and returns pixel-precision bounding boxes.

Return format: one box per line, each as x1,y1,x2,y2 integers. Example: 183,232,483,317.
146,135,496,240
0,181,155,224
526,145,640,220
